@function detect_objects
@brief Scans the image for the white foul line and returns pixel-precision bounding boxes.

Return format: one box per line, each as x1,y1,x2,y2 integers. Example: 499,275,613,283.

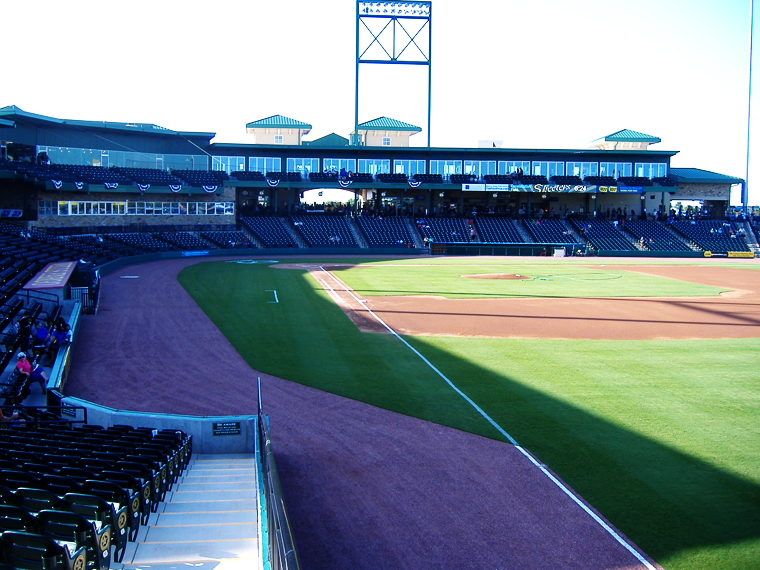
316,265,656,570
266,290,279,304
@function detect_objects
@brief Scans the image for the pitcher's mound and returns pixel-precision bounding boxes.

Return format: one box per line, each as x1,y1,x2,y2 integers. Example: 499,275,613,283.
462,273,530,280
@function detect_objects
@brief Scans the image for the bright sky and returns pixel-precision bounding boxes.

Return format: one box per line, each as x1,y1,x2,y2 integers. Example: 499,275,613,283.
4,0,757,205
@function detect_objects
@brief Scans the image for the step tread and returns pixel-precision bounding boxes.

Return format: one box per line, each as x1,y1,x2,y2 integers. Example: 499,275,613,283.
145,522,257,542
130,538,259,564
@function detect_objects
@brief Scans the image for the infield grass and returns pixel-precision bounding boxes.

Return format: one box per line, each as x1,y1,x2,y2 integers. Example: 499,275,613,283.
178,257,760,570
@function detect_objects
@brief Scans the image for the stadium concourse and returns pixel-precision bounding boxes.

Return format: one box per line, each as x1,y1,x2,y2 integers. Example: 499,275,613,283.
64,256,664,570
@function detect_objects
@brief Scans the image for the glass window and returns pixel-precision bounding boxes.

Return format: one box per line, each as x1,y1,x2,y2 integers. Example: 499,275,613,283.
599,162,633,177
212,156,246,174
249,157,281,174
358,159,390,174
323,158,356,173
464,161,496,178
635,163,667,178
532,161,564,178
187,203,197,215
393,160,426,176
498,160,530,175
287,158,319,176
274,135,283,144
382,137,391,146
429,160,462,179
566,162,599,178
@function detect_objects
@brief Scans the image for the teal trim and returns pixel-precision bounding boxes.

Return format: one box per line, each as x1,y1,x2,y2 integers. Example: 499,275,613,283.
603,129,661,143
357,116,421,131
670,168,744,184
256,413,271,570
246,115,312,131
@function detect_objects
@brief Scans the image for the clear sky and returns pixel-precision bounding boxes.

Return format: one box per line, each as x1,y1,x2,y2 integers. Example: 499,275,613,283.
4,0,757,204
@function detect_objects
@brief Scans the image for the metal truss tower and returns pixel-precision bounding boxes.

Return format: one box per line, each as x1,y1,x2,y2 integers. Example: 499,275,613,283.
355,1,432,147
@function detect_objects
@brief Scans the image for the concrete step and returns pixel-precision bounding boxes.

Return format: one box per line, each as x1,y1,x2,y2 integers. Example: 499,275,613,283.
116,453,261,569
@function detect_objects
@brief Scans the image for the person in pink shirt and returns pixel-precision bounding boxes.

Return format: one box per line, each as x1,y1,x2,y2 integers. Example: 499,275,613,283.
15,352,31,378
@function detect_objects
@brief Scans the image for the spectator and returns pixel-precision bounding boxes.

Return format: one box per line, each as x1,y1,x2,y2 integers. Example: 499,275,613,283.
0,408,19,423
15,352,31,379
29,363,49,394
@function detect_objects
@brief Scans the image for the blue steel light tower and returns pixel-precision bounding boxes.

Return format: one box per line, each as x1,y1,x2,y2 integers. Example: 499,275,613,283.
355,1,432,147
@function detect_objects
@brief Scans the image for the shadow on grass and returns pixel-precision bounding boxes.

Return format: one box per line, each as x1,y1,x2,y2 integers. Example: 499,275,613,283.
397,336,760,568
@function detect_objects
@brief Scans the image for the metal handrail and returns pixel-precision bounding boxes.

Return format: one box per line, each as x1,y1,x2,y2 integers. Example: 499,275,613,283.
257,377,301,570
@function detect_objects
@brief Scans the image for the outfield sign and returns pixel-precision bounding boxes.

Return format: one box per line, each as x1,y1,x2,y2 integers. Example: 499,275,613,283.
182,250,209,257
598,186,643,194
461,183,644,194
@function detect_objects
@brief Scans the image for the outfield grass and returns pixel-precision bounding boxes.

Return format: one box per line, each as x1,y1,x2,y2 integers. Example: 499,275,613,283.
178,258,760,570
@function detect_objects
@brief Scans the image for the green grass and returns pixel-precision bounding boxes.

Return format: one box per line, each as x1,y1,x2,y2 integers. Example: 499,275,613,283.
178,258,760,570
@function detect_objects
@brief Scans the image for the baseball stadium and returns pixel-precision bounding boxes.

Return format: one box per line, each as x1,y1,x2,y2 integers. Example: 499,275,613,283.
0,3,759,569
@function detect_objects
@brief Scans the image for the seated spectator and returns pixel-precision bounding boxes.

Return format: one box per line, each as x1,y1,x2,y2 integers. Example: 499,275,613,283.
30,363,49,394
0,408,19,423
15,352,31,379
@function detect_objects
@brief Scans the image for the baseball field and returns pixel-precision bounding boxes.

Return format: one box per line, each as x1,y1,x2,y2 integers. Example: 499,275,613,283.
175,256,760,570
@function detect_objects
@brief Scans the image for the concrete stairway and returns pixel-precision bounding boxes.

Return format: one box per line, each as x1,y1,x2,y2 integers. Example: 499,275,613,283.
117,453,262,570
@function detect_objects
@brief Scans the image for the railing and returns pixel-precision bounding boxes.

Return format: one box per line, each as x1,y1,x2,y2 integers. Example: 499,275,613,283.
257,378,300,570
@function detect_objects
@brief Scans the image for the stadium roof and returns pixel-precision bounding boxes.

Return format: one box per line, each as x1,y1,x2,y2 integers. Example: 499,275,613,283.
670,168,744,185
245,115,312,133
600,129,661,143
303,133,349,147
355,117,421,132
0,105,215,138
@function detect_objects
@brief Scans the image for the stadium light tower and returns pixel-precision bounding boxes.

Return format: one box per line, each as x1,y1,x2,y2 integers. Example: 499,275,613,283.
744,0,754,213
355,1,432,147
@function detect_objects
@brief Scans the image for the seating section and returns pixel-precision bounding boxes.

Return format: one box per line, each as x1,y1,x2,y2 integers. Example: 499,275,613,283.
449,174,476,184
240,216,297,248
111,168,184,186
265,172,301,182
483,174,515,184
671,220,751,252
618,176,653,187
199,231,252,248
376,173,408,183
415,218,471,243
171,170,228,187
474,217,525,243
623,220,691,251
549,175,583,185
0,422,192,566
104,233,179,253
567,219,636,251
522,219,576,243
412,174,443,184
309,172,338,183
290,214,357,247
155,232,212,250
230,171,266,181
583,176,618,186
356,217,415,247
